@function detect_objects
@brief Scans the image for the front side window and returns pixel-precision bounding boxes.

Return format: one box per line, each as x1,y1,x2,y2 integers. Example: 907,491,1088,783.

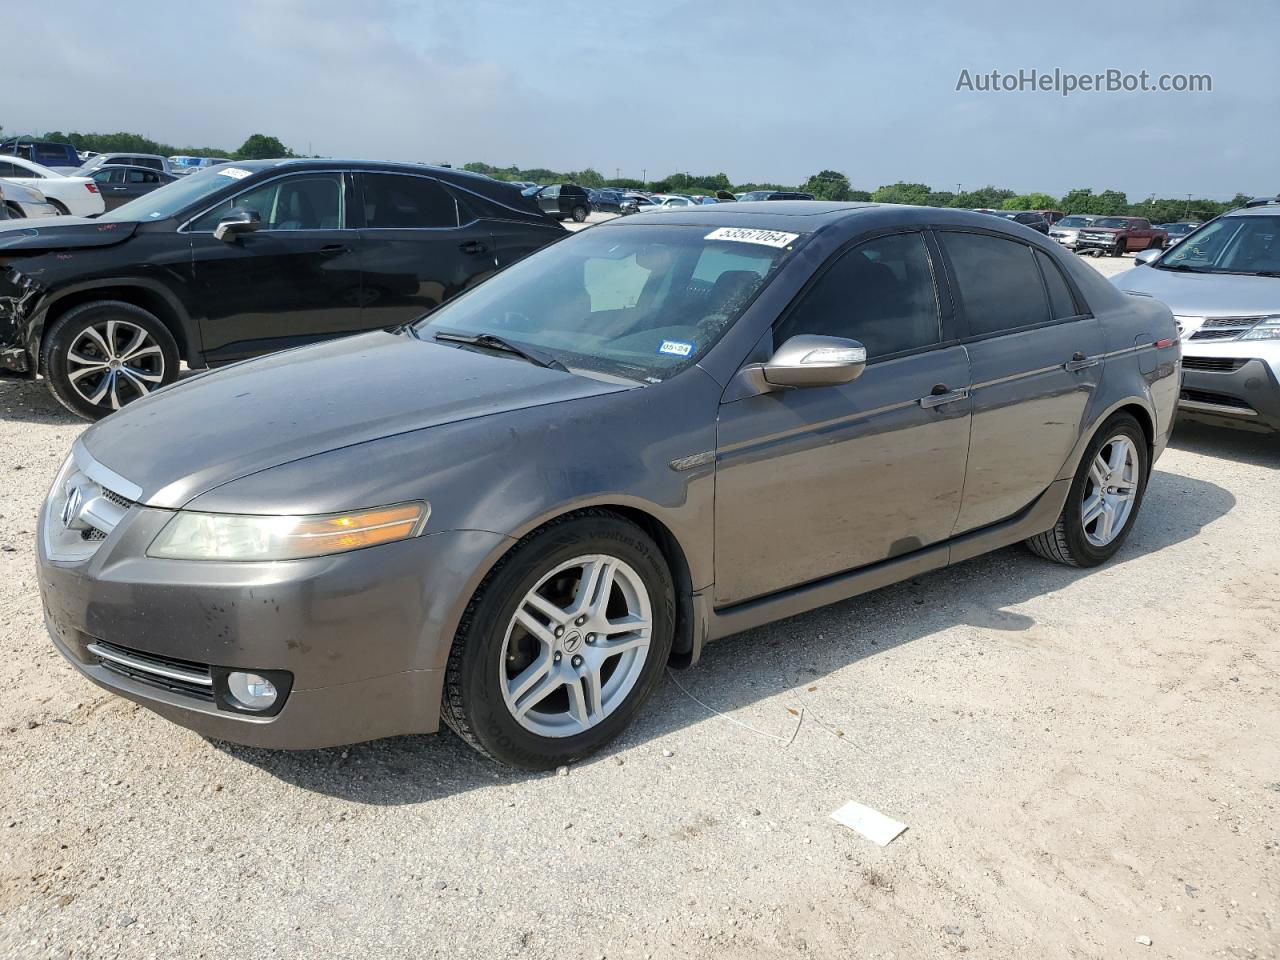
941,232,1050,336
775,232,942,359
414,224,797,382
361,174,457,228
190,174,344,231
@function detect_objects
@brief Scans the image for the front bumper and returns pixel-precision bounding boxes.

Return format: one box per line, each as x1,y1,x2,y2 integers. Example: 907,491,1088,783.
1178,356,1280,432
38,502,512,749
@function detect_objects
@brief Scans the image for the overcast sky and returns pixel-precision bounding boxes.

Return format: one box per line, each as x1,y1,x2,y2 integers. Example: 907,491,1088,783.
8,0,1277,199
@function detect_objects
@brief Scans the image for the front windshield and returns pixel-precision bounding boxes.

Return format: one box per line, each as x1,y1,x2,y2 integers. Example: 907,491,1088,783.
1059,216,1091,227
1095,218,1131,228
97,165,258,222
414,224,800,383
1159,215,1280,275
738,191,771,202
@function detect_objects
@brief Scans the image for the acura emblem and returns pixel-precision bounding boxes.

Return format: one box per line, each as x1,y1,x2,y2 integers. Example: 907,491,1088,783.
60,484,85,530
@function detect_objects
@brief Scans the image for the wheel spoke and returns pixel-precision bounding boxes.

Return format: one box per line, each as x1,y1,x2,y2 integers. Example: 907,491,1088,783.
118,368,152,396
507,654,554,706
1107,439,1130,475
512,665,563,719
109,373,123,410
85,371,113,405
68,362,107,382
522,590,568,628
1081,493,1106,527
565,675,598,728
1089,454,1108,488
573,558,616,617
104,320,121,358
79,325,112,359
123,365,163,384
118,326,147,362
514,607,557,645
121,343,162,363
1097,501,1116,542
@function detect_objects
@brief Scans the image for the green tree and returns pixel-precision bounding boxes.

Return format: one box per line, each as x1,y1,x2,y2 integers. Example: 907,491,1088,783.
1093,189,1129,215
1059,188,1097,214
235,134,293,160
1002,192,1058,210
802,170,852,201
949,186,1017,209
871,182,933,205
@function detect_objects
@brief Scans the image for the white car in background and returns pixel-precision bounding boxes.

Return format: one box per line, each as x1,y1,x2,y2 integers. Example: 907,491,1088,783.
648,194,699,209
0,180,61,219
0,155,104,217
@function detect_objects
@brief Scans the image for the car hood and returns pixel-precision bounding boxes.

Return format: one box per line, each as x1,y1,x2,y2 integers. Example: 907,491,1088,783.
82,330,632,510
0,217,137,251
1113,267,1280,317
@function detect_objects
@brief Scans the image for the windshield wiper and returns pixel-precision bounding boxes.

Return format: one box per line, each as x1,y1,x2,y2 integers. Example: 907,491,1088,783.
431,331,568,371
1157,262,1211,272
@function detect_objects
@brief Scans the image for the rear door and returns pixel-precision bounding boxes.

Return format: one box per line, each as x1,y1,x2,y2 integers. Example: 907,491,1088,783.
714,231,972,604
356,170,494,327
92,168,129,210
936,231,1103,533
187,171,365,362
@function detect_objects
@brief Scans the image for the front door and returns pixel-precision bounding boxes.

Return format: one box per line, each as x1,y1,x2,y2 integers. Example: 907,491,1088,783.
356,171,495,327
936,231,1105,533
187,171,364,363
714,231,972,605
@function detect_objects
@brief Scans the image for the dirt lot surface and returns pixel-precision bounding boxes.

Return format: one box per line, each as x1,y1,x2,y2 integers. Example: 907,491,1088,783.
1,254,1277,960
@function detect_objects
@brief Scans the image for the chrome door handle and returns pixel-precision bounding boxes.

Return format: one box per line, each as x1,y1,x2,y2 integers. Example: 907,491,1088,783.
919,387,970,408
1064,353,1099,372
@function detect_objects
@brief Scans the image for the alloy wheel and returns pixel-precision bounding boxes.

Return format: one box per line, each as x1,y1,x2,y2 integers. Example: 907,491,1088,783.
500,554,653,738
65,320,166,410
1082,435,1139,547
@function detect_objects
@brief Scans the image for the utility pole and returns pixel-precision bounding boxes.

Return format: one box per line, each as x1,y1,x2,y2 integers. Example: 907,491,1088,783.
642,168,647,187
1185,193,1192,217
616,167,620,180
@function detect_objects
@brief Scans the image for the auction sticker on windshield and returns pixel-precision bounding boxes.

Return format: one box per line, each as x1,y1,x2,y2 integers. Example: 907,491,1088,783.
218,168,252,180
704,227,799,248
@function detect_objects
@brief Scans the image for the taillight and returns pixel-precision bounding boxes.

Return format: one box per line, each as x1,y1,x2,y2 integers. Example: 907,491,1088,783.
85,183,98,194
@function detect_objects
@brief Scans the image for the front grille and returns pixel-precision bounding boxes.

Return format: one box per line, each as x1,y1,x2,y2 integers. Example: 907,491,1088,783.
88,640,214,702
1180,388,1256,411
1190,316,1265,342
99,488,135,510
1182,356,1248,372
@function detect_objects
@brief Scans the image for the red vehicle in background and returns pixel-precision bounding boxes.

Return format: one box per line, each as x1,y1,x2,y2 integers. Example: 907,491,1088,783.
1074,217,1168,257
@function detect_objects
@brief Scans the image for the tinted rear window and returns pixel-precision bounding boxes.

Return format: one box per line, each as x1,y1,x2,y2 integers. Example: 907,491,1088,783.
941,232,1050,336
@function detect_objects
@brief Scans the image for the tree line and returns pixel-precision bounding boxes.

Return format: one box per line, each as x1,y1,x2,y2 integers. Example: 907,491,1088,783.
5,127,1252,222
462,162,1254,223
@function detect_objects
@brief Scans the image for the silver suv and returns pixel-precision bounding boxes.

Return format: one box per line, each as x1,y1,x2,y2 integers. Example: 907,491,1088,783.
1114,200,1280,433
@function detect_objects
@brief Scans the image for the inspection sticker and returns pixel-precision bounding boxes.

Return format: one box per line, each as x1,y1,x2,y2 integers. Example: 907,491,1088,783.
657,339,694,357
704,227,799,248
218,167,253,180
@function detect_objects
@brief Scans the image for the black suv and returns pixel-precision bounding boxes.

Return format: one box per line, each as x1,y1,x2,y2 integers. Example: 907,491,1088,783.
737,190,816,202
522,183,592,222
985,210,1051,234
0,159,565,419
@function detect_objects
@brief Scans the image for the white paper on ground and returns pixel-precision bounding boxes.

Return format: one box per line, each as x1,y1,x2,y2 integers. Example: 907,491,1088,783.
829,800,908,846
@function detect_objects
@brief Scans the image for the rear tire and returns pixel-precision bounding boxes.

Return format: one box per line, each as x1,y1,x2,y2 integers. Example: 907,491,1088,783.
42,300,180,421
1025,414,1149,567
48,199,70,216
571,205,589,223
441,511,675,769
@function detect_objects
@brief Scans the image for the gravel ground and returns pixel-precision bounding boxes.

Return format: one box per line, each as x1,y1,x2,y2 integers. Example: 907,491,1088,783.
1,254,1277,960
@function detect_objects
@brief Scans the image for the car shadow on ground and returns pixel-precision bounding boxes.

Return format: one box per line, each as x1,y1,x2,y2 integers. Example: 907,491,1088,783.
220,464,1236,805
1170,418,1279,468
0,376,84,426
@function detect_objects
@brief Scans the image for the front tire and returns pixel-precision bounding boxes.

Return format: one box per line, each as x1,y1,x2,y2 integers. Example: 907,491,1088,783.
42,301,180,420
442,512,675,769
1025,414,1149,567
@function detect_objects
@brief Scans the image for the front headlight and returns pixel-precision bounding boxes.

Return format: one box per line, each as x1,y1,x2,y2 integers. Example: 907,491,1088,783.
147,502,429,561
1240,316,1280,341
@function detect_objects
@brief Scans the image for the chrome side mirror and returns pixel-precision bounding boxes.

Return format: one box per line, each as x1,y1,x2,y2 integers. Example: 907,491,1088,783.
762,334,867,388
1133,248,1161,266
213,207,262,242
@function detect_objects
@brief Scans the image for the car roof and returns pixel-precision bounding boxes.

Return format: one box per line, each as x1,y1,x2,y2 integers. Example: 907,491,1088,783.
609,200,1068,241
1226,203,1280,218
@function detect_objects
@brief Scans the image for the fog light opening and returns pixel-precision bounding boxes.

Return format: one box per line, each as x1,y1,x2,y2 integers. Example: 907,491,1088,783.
227,671,278,711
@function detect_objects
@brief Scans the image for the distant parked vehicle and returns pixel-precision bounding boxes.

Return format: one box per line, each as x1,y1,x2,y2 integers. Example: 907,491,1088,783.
737,190,816,201
587,188,629,214
169,156,232,176
648,194,700,209
76,153,175,177
624,193,659,212
1075,217,1167,257
1035,209,1066,225
1048,215,1097,250
0,179,60,219
522,183,592,222
0,155,105,217
1161,221,1202,247
991,210,1051,234
88,165,179,211
1116,199,1280,433
0,138,82,174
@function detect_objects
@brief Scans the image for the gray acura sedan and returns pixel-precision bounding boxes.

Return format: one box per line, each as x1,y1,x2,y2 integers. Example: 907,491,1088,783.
38,202,1180,768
